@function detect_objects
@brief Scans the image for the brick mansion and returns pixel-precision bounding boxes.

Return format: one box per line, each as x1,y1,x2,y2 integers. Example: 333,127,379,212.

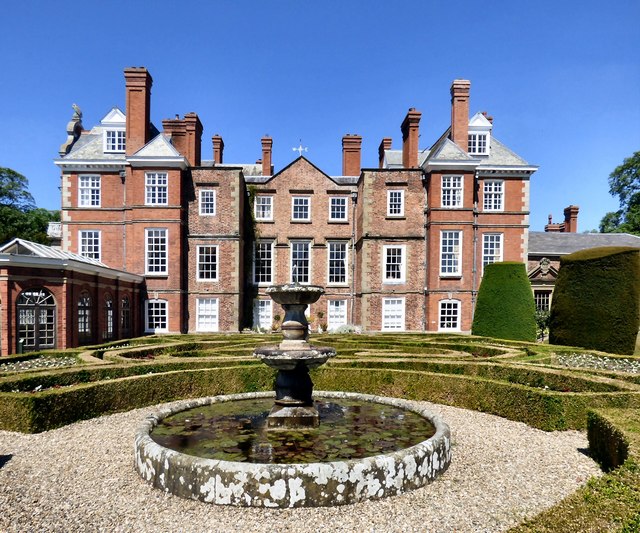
1,67,541,353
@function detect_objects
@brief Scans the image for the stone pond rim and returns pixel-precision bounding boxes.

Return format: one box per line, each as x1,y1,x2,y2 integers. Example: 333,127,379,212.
134,391,452,507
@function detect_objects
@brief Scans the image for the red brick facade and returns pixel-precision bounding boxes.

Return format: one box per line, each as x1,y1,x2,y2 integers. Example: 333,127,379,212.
53,68,536,336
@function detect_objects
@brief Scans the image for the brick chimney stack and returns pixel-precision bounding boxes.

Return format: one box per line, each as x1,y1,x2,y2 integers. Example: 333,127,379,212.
212,135,224,165
261,136,273,176
184,113,203,166
124,67,153,156
342,134,362,176
563,205,579,233
450,79,471,152
401,108,421,168
378,137,392,169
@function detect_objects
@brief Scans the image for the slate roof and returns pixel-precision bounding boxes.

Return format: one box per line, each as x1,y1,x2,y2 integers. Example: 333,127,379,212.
384,149,430,168
529,231,640,256
480,138,531,167
426,138,476,163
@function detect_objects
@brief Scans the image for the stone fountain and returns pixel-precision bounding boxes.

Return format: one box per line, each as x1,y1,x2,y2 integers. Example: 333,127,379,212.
134,284,451,507
253,284,336,429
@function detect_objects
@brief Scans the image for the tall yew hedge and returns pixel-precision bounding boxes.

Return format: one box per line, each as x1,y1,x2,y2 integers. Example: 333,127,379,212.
549,247,640,355
472,262,536,341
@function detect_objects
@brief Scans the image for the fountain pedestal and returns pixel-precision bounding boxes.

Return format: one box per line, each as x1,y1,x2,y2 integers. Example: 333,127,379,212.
254,284,336,429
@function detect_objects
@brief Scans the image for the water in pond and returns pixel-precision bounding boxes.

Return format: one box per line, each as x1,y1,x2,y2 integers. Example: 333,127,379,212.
151,398,435,464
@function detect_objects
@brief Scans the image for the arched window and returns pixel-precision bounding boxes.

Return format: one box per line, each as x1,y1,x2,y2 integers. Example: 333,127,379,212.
17,288,56,351
78,291,92,344
103,295,114,341
120,296,131,338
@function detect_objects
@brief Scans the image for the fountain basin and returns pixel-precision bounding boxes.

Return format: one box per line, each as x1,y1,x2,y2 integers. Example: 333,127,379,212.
134,391,451,507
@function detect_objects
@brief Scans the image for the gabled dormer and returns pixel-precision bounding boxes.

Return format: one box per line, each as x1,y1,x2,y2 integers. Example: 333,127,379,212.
100,107,126,153
467,112,492,156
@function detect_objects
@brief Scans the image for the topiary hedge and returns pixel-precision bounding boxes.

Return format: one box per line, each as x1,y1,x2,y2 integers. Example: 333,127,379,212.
472,262,536,341
549,247,640,355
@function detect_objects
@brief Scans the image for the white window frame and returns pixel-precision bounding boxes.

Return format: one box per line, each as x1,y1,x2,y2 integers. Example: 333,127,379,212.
329,196,348,221
291,196,311,221
482,233,503,273
438,299,461,331
196,245,219,281
383,245,406,283
145,228,168,275
145,299,168,333
441,175,463,208
387,190,404,216
78,175,101,207
253,240,274,285
468,132,489,155
290,240,311,284
196,297,219,332
483,180,504,211
199,189,216,216
327,299,348,331
254,195,273,221
104,129,126,153
382,297,405,331
440,231,462,277
327,241,348,285
253,299,273,331
79,230,101,261
145,172,168,206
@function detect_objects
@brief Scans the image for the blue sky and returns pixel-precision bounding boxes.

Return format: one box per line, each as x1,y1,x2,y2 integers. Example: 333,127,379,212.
1,1,638,231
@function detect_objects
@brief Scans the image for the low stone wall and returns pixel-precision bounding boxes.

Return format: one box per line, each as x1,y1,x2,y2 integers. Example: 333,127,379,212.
134,391,451,507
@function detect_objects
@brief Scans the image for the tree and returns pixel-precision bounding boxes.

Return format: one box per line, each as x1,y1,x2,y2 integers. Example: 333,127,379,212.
0,167,36,211
599,151,640,235
0,168,59,245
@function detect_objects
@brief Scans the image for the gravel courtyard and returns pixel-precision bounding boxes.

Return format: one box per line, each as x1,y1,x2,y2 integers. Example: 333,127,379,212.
0,401,601,532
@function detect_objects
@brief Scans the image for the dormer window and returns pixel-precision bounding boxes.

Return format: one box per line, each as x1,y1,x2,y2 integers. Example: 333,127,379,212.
467,112,492,156
105,129,126,152
100,107,127,153
468,133,488,155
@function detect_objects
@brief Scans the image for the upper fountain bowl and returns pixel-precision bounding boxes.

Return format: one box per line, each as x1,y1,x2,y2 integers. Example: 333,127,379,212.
266,284,325,305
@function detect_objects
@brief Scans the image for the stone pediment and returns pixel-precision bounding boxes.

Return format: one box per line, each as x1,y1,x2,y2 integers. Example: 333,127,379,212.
528,257,559,281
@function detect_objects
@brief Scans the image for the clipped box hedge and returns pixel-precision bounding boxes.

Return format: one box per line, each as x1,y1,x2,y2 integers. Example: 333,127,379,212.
472,262,537,342
550,247,640,355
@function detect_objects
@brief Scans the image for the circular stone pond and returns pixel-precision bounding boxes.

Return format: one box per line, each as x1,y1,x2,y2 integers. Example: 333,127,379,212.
135,391,451,507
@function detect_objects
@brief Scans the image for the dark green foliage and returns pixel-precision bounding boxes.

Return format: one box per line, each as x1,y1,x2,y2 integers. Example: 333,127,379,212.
600,151,640,235
472,262,536,341
588,410,630,471
549,247,640,355
0,167,60,245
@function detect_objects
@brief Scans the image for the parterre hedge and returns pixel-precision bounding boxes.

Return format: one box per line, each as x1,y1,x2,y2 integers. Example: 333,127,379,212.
472,262,537,341
550,247,640,355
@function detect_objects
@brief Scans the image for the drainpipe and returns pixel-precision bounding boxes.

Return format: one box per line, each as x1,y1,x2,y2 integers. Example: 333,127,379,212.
422,174,428,332
471,170,479,322
120,169,127,272
350,190,358,325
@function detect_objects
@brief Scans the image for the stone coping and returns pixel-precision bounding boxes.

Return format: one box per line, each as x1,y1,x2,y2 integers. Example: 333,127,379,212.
134,391,451,507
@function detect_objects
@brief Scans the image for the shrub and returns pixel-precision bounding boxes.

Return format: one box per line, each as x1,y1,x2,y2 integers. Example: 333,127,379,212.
549,247,640,355
472,262,536,341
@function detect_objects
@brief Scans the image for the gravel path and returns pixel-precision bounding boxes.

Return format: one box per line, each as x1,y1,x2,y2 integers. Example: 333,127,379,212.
0,401,601,532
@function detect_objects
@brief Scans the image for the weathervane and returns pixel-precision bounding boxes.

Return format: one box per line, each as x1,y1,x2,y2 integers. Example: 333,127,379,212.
292,140,308,157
